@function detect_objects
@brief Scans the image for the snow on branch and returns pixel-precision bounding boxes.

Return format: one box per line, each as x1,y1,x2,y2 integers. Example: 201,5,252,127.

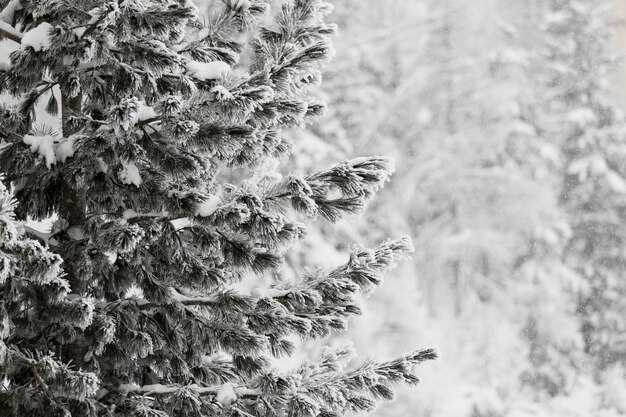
20,134,75,168
306,156,395,198
185,60,230,81
9,349,99,402
111,382,257,402
0,0,22,43
102,288,253,312
0,0,22,23
0,19,22,43
21,22,52,51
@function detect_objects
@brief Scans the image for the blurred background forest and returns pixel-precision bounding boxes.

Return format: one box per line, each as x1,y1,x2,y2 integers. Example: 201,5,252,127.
270,0,626,416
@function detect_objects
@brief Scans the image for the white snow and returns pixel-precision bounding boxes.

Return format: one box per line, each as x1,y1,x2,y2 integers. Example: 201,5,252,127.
22,134,75,168
211,85,234,101
122,209,140,220
118,383,141,393
135,102,157,121
185,60,230,81
0,0,22,24
602,366,626,413
0,20,21,43
86,7,102,25
417,107,433,125
113,382,252,399
73,27,86,38
250,287,291,299
568,107,596,126
0,55,10,71
75,297,95,330
23,214,57,245
196,195,221,217
170,217,192,230
69,7,108,40
123,101,158,127
140,384,178,394
496,48,528,65
510,120,537,136
66,225,84,241
23,134,55,168
539,143,561,165
23,224,54,245
215,382,238,405
55,136,75,163
605,171,626,193
168,287,217,304
567,155,608,181
347,156,389,168
103,252,118,265
21,22,53,52
119,161,142,187
234,387,257,396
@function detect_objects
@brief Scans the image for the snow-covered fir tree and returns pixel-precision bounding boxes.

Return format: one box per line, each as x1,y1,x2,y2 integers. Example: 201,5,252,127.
0,1,437,416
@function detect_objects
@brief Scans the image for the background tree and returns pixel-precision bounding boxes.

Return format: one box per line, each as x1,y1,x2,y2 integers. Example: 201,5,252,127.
535,1,626,413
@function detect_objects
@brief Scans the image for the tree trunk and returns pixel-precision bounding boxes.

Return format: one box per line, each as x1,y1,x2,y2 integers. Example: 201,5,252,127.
60,89,89,369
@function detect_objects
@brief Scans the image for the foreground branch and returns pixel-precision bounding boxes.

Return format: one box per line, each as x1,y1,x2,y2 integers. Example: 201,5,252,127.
0,20,22,44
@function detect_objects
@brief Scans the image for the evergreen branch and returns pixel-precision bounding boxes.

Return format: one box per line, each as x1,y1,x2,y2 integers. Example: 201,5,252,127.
79,12,108,40
13,352,64,405
280,348,439,415
18,81,59,118
108,382,258,400
263,157,395,221
98,237,413,343
28,363,55,400
273,236,415,313
102,288,250,311
99,214,187,229
314,348,438,392
0,20,22,44
106,288,257,312
0,128,22,143
135,294,220,310
137,115,173,128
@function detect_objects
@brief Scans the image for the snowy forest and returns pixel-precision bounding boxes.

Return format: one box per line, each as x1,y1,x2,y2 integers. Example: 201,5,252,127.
1,0,626,416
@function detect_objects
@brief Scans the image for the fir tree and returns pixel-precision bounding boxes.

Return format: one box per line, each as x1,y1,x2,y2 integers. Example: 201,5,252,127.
0,1,437,416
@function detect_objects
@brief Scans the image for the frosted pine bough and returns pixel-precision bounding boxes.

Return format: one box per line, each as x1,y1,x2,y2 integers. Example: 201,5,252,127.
0,1,437,416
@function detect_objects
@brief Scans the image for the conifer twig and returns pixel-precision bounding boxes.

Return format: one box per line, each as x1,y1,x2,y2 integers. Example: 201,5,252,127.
109,382,257,399
0,21,22,44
